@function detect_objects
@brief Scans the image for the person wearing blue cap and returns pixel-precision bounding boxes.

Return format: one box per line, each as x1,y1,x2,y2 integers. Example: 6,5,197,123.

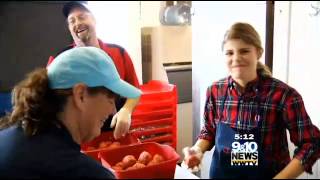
0,47,141,178
47,1,141,140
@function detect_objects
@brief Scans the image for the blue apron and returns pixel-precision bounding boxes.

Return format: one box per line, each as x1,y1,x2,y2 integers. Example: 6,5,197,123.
209,81,277,179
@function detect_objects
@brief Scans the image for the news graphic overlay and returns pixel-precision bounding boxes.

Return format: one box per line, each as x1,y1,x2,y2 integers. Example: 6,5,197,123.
231,133,258,166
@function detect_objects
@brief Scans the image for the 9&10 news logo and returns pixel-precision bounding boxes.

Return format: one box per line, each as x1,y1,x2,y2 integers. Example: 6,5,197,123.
231,134,258,166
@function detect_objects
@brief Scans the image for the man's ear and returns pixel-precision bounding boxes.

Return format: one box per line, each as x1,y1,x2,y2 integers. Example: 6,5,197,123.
72,83,88,111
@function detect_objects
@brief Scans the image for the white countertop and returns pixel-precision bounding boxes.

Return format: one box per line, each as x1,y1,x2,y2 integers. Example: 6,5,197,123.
174,165,200,179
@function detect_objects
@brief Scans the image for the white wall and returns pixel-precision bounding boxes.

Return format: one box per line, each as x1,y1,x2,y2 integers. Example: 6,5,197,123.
140,1,162,27
88,1,142,84
273,1,320,179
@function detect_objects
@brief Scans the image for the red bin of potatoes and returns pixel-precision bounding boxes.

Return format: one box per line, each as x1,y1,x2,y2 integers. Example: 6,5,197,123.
81,131,140,162
99,142,180,179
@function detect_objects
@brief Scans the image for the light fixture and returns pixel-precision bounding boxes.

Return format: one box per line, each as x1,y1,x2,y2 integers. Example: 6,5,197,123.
160,2,192,26
310,1,320,17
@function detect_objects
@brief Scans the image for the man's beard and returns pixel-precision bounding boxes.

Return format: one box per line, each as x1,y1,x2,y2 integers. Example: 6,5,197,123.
79,33,90,44
73,33,91,46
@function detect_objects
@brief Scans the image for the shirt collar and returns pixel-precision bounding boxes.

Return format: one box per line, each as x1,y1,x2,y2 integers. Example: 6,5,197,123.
228,75,260,93
71,38,106,50
98,39,108,50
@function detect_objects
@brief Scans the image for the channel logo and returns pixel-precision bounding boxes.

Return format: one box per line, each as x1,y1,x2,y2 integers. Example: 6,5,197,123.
231,140,258,166
231,152,258,166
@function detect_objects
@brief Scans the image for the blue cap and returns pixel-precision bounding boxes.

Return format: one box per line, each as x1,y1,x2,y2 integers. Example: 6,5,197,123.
47,47,141,99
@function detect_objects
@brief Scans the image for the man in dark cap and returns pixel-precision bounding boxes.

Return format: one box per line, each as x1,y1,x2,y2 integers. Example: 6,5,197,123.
48,1,140,140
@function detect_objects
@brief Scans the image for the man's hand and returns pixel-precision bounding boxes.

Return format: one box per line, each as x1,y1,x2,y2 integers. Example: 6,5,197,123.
110,107,132,139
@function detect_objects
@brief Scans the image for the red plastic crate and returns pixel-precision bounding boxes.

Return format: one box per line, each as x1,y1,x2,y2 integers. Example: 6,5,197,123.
131,117,173,127
130,80,178,150
138,80,177,102
133,99,176,113
139,80,176,95
99,142,180,179
137,95,176,105
130,117,177,149
130,110,177,149
132,109,175,121
81,131,140,161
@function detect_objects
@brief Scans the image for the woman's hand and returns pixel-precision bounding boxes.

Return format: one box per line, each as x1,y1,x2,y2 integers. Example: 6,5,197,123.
181,146,203,172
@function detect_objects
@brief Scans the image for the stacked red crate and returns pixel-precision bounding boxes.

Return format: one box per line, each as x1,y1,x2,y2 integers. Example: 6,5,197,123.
130,80,178,150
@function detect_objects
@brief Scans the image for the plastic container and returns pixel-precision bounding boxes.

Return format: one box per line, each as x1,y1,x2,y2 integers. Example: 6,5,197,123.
132,109,175,121
131,109,177,150
81,131,140,161
129,80,178,150
131,117,173,128
99,142,180,179
133,98,176,113
131,114,177,150
138,80,177,102
139,80,176,95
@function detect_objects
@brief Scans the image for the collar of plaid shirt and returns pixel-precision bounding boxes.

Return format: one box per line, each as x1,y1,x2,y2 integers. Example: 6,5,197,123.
220,76,262,130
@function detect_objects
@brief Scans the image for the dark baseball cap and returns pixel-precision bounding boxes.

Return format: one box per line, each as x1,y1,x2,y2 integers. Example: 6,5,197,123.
63,1,91,18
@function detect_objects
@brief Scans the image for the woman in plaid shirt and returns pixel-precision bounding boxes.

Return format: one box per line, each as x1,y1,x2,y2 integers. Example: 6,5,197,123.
182,22,320,178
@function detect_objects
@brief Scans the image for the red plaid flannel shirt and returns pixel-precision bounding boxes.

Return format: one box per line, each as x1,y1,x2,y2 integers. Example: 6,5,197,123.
199,75,320,174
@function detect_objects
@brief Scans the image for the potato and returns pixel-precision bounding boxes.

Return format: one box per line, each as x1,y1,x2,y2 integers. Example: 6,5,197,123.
122,155,137,169
147,159,158,166
137,151,152,165
111,165,123,171
133,162,146,168
111,161,125,171
147,154,164,166
126,162,146,170
115,161,125,168
108,142,121,150
98,141,112,149
152,154,164,163
86,146,96,151
185,154,200,168
126,166,136,170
